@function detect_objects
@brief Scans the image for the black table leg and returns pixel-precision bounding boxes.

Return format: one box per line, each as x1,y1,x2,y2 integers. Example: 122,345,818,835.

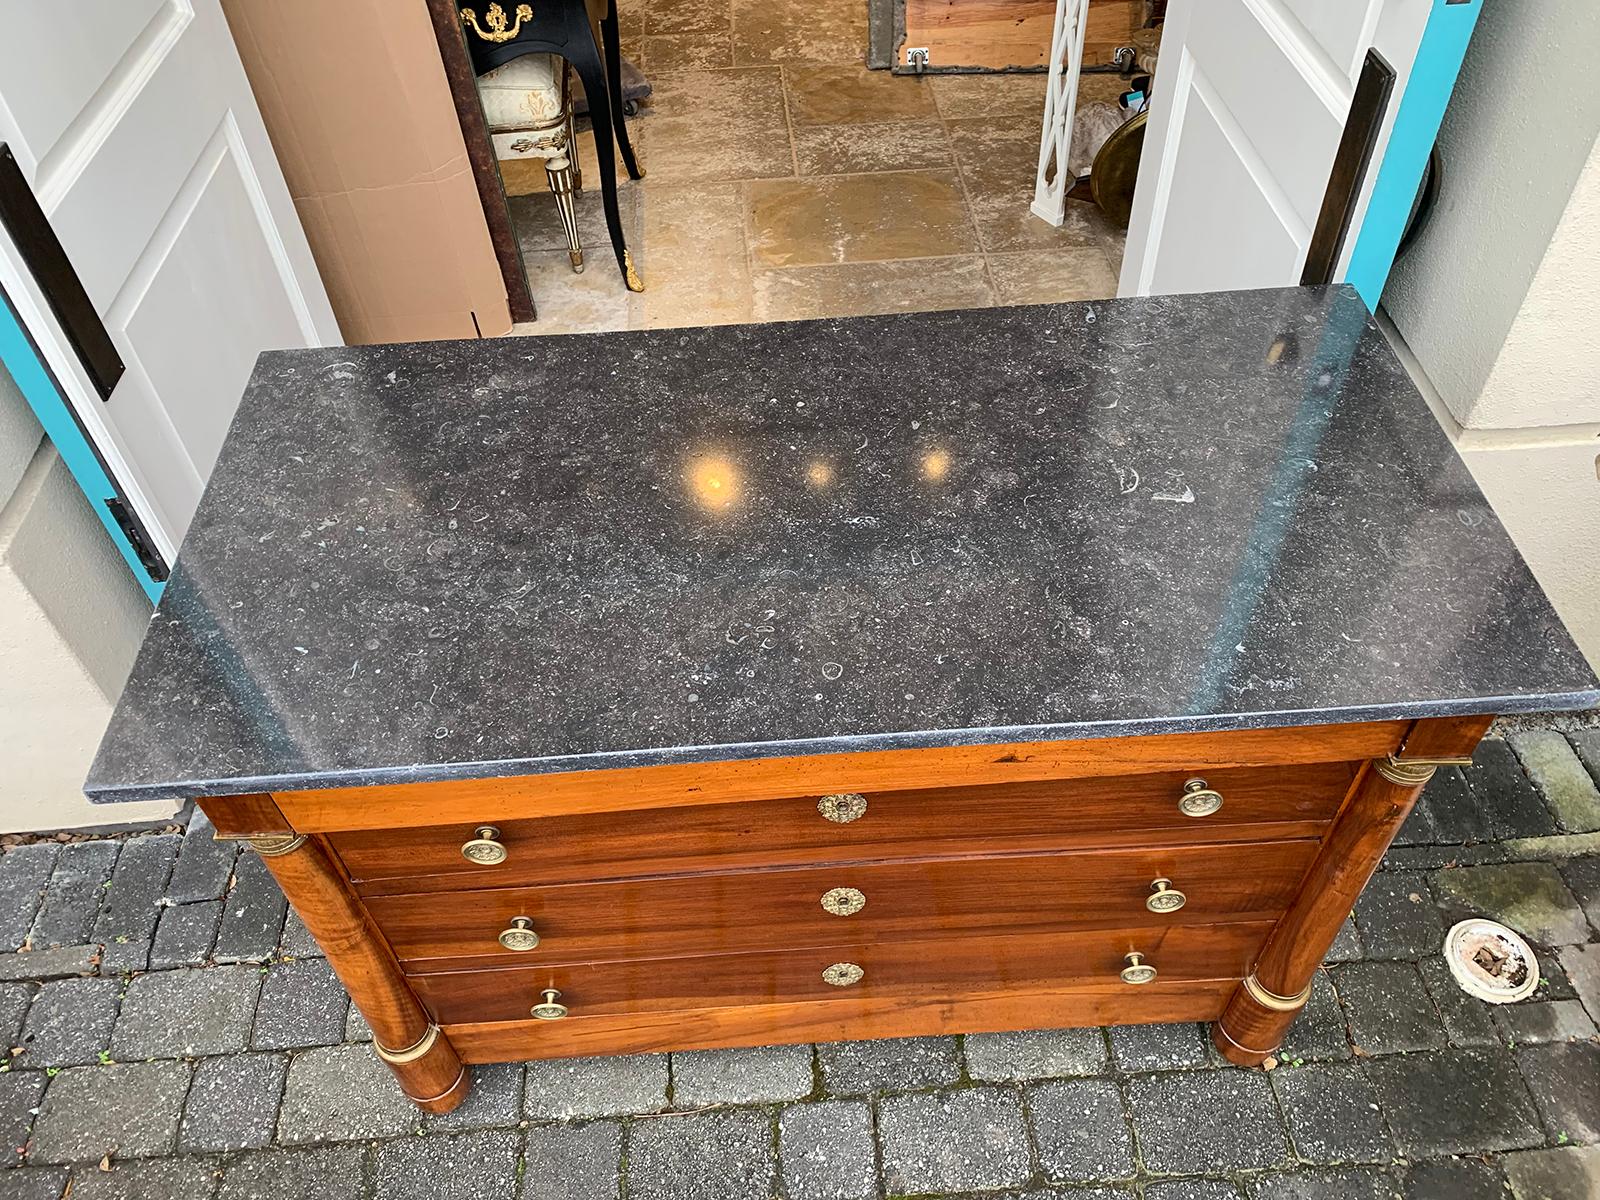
601,0,644,181
567,52,640,291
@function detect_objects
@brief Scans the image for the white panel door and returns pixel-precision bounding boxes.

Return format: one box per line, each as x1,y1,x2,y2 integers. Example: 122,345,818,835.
1119,0,1433,298
0,0,339,564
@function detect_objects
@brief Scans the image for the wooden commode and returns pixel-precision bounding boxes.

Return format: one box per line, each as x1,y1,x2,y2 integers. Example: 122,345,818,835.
85,289,1600,1113
199,715,1487,1110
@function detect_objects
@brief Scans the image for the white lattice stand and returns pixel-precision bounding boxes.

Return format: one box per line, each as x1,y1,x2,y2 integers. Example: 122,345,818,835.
1030,0,1092,227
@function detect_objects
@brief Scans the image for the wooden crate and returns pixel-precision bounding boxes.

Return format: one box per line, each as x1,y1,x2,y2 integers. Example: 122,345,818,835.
901,0,1142,71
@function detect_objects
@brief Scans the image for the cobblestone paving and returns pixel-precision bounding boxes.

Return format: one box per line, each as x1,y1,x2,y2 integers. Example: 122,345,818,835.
2,731,1599,1198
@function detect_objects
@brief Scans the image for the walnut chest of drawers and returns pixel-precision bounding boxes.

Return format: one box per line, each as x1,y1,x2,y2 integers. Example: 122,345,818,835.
84,289,1600,1113
185,716,1496,1110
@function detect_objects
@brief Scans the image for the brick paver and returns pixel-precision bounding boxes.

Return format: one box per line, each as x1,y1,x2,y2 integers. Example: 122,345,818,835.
522,1121,621,1200
91,834,178,973
250,958,348,1051
179,1052,290,1153
27,840,117,950
877,1086,1032,1193
0,729,1594,1197
0,844,59,950
964,1025,1107,1080
522,1053,667,1119
626,1108,775,1200
1269,1062,1393,1164
1126,1070,1289,1174
16,976,120,1068
815,1035,960,1094
778,1099,876,1200
1027,1076,1135,1182
671,1043,814,1105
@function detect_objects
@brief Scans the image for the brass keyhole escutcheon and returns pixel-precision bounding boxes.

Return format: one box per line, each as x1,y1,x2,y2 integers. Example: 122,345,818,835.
1120,952,1157,985
1178,778,1223,818
531,988,569,1020
823,962,865,987
818,793,867,823
1146,878,1187,913
821,886,867,917
498,916,540,951
461,825,508,865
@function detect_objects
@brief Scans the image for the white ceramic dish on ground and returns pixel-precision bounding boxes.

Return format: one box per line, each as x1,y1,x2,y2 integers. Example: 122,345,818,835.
1443,919,1540,1004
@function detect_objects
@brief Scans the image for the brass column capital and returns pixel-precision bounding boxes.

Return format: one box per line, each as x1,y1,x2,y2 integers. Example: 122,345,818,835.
1372,756,1438,787
242,833,307,857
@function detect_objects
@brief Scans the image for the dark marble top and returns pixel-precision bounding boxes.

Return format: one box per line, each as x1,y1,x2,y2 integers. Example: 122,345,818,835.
87,286,1600,803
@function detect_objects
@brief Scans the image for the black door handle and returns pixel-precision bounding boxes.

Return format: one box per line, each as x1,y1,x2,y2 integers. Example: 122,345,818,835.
1302,49,1398,288
0,142,125,400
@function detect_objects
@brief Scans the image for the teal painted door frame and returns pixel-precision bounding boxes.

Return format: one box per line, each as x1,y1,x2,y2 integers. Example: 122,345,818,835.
1347,0,1483,309
0,285,163,603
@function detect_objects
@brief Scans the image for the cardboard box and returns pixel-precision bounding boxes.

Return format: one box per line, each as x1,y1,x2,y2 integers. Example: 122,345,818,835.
222,0,512,343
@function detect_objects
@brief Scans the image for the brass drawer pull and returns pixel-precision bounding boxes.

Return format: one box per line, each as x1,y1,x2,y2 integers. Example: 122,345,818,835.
498,916,540,951
1120,952,1157,985
823,962,865,987
1146,878,1187,913
531,988,569,1020
1178,778,1223,817
820,887,866,916
461,825,508,865
818,793,868,823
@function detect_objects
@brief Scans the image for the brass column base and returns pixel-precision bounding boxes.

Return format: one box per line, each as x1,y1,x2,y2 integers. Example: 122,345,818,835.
377,1026,470,1113
1211,973,1313,1067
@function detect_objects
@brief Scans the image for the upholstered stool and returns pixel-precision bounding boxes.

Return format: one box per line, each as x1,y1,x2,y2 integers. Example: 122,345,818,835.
478,53,585,273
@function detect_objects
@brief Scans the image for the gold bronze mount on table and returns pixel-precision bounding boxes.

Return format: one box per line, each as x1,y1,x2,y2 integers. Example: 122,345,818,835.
462,3,534,42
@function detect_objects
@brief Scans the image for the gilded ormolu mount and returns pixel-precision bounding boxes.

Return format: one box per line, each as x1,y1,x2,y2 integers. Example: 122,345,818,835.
461,3,534,42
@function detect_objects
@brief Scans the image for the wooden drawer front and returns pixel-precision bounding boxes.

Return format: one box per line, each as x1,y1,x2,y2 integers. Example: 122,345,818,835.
411,921,1273,1024
444,982,1238,1062
370,839,1316,972
335,761,1354,894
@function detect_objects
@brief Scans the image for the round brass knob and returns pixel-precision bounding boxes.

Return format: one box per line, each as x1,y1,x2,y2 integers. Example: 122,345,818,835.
1120,952,1157,985
822,962,865,987
461,825,508,865
1178,778,1223,818
818,793,868,823
1120,960,1158,985
820,887,866,916
498,916,540,951
1146,878,1187,913
530,988,569,1020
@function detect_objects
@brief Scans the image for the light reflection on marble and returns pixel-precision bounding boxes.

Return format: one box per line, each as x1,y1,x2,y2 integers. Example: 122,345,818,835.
86,286,1599,803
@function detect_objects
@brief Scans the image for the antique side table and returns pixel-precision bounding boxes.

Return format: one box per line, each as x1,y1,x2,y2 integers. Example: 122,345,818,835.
87,287,1600,1112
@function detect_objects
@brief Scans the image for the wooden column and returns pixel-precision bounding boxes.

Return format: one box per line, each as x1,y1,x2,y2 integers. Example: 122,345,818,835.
202,800,470,1113
1212,716,1490,1065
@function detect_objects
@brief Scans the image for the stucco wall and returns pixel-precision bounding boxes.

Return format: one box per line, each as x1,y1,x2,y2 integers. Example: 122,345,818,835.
0,364,176,831
1473,141,1600,429
1383,0,1600,430
1381,0,1600,669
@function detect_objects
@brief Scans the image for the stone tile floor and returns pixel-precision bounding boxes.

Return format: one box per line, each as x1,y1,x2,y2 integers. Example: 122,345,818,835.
499,0,1131,334
2,726,1599,1198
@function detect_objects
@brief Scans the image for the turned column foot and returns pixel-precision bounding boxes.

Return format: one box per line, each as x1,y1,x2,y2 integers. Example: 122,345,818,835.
374,1023,470,1113
1212,974,1314,1066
